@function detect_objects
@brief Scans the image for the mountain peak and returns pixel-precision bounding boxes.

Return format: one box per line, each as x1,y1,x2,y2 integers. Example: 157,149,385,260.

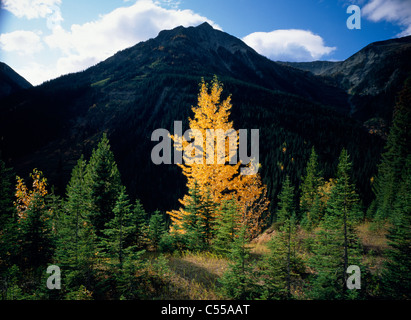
196,21,214,30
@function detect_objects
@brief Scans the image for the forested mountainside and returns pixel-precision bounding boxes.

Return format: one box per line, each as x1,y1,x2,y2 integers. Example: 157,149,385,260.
0,23,393,214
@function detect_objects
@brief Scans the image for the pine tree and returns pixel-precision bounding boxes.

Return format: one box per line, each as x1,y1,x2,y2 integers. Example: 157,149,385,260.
14,170,55,284
57,156,98,291
148,211,166,251
300,147,324,228
130,198,148,251
262,176,302,299
372,79,411,220
213,197,240,255
101,187,143,269
0,159,18,278
276,175,295,224
85,133,122,236
308,149,363,299
219,225,257,299
261,232,288,300
181,181,207,251
0,158,14,229
381,156,411,299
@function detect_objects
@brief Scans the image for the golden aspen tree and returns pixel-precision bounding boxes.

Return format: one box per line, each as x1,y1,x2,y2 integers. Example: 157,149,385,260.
168,77,269,239
15,168,48,221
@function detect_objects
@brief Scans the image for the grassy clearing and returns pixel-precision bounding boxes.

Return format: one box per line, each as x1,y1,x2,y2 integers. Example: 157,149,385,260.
144,251,230,300
142,221,390,300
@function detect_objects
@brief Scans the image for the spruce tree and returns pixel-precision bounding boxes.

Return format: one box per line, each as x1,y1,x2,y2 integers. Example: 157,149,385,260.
181,181,203,251
85,133,122,236
381,157,411,299
101,187,144,269
57,156,98,291
148,211,166,251
300,147,323,228
219,224,257,299
262,176,302,299
0,159,14,229
130,198,148,251
213,197,240,255
372,79,411,220
0,159,19,280
308,149,363,300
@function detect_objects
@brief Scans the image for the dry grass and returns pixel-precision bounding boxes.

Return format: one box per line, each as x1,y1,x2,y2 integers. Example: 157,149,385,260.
160,251,230,300
143,221,391,299
356,221,390,253
356,221,390,274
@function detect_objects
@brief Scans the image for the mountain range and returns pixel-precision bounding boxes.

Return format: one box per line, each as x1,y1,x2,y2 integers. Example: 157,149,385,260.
0,22,409,215
0,62,32,99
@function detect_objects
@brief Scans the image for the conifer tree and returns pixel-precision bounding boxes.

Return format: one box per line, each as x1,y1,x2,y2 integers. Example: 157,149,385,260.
213,197,240,255
276,175,295,224
148,211,166,251
219,225,257,299
372,79,411,220
308,149,362,299
0,159,18,277
262,176,302,299
181,181,207,251
85,133,122,236
130,198,148,251
381,157,411,299
101,187,142,269
0,159,14,229
57,156,98,291
14,170,55,282
300,147,324,228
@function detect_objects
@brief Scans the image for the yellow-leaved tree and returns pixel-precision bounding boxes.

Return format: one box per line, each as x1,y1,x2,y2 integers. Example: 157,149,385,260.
15,168,49,221
168,77,269,239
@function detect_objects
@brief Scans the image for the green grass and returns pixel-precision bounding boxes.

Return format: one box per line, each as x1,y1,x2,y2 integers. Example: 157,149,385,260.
91,77,111,87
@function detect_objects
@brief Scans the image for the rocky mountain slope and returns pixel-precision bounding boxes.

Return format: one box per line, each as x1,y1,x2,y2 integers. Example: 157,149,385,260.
0,23,398,214
0,62,32,99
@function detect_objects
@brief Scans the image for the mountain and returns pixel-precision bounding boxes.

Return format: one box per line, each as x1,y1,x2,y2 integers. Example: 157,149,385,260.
0,62,32,99
280,35,411,124
0,23,393,215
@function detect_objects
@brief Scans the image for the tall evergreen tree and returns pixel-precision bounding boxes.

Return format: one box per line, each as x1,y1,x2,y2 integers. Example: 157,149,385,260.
0,159,18,278
308,149,363,300
276,175,295,224
101,187,143,269
57,156,98,292
372,79,411,220
85,133,122,236
213,197,240,255
300,147,324,228
148,211,166,251
182,181,207,251
262,176,302,299
0,159,14,229
219,225,257,299
130,198,148,251
14,170,55,288
381,157,411,299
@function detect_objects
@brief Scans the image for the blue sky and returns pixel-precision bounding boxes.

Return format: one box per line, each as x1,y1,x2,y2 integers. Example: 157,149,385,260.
1,0,410,85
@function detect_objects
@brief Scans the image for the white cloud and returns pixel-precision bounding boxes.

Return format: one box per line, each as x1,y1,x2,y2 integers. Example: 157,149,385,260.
2,0,63,29
0,30,43,55
154,0,182,9
35,0,219,84
361,0,411,36
242,29,336,62
14,62,61,85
